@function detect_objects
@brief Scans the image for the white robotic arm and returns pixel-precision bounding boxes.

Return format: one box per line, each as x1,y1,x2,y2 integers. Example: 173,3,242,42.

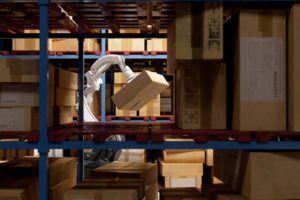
83,54,135,122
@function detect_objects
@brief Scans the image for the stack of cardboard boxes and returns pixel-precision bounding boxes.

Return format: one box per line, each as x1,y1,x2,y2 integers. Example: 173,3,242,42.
0,157,77,200
159,143,205,189
54,68,78,125
0,147,34,162
0,58,55,131
64,161,158,200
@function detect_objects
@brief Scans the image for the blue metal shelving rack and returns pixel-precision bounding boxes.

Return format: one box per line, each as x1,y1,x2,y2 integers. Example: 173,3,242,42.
0,1,299,200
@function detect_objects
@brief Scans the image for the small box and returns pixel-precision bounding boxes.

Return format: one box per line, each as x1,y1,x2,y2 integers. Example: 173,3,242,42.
159,159,203,177
138,95,160,116
49,178,77,200
117,149,146,163
147,39,167,51
112,70,169,110
164,176,202,188
162,150,205,163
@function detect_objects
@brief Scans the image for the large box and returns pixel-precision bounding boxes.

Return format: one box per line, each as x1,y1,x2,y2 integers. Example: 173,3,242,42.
175,3,223,60
162,150,205,163
175,62,226,129
112,70,168,111
0,107,53,131
0,157,77,187
159,160,203,177
288,4,300,131
214,151,300,200
56,88,77,106
55,68,78,90
0,59,55,84
51,39,99,52
0,84,54,107
91,161,158,200
49,178,77,200
54,106,76,125
139,94,160,116
147,39,167,51
231,10,286,131
108,28,144,51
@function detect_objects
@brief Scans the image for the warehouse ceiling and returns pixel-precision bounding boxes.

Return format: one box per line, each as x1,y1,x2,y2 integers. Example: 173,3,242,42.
0,2,175,33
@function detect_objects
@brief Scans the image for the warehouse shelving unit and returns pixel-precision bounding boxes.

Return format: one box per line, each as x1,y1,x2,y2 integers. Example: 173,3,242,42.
0,1,299,200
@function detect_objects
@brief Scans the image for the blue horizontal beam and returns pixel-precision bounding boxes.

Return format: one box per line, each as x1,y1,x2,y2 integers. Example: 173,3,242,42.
0,141,38,149
0,55,167,60
1,141,300,150
48,141,300,150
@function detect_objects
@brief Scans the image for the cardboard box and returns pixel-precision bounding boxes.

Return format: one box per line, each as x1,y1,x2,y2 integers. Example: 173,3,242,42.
160,188,203,200
175,62,226,129
108,28,144,51
51,39,99,52
162,150,205,163
159,159,203,177
217,194,247,200
164,175,202,188
117,149,146,163
56,88,77,106
0,59,55,85
205,149,214,166
55,68,78,90
0,107,53,131
288,4,300,131
175,3,223,60
64,189,139,200
112,70,169,110
0,177,38,200
49,178,77,200
54,106,76,125
12,29,45,51
231,10,286,131
91,161,158,200
139,94,160,116
0,84,54,107
147,39,167,51
0,157,77,187
161,98,172,113
114,84,137,116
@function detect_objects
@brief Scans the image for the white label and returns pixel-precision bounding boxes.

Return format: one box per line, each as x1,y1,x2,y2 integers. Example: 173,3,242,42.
170,177,197,188
0,108,25,131
240,37,285,101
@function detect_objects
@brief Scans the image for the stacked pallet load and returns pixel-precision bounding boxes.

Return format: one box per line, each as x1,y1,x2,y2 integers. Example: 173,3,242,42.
0,58,55,131
214,151,300,200
54,68,78,125
114,72,160,116
13,29,100,52
0,157,77,200
159,141,205,189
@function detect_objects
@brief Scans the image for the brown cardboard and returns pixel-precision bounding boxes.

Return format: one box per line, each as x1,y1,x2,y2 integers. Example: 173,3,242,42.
164,175,202,188
0,84,54,107
54,106,76,125
232,10,286,131
176,62,226,129
91,161,158,200
108,28,144,51
217,194,247,200
288,4,300,131
112,70,169,110
114,84,137,116
0,107,53,131
139,94,160,116
55,88,77,106
55,69,78,90
117,149,146,163
0,157,77,187
175,3,223,60
147,39,167,51
162,150,205,163
160,188,203,200
49,178,77,200
0,189,26,200
63,189,103,200
205,149,214,166
159,159,203,177
0,59,55,85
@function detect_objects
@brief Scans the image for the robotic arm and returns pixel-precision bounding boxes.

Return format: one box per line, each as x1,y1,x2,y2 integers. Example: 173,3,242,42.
83,54,136,122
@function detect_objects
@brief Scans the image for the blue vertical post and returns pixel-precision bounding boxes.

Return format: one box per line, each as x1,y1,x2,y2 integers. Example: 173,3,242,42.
78,36,85,180
38,0,49,200
101,29,107,122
